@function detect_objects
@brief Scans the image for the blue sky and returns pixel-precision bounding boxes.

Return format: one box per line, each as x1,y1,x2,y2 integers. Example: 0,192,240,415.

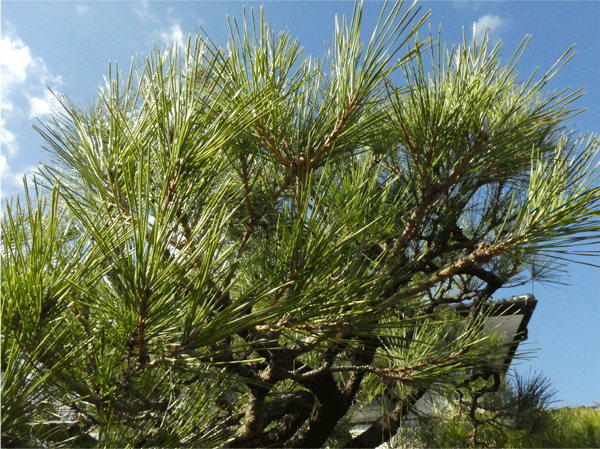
1,1,598,407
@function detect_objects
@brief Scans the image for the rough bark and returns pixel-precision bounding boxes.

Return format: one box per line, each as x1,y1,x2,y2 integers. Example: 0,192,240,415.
281,339,379,448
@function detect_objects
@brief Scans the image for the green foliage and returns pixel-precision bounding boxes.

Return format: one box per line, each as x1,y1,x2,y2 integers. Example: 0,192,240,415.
533,407,600,448
2,1,600,447
404,370,600,448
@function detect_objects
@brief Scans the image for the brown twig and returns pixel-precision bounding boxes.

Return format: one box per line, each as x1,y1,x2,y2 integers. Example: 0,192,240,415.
310,95,358,169
385,241,507,305
255,118,291,168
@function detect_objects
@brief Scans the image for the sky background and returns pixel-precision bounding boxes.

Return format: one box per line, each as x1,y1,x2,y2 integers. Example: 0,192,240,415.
1,1,599,407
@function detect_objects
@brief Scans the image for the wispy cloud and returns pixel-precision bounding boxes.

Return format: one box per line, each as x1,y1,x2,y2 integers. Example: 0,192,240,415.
159,19,185,49
132,0,158,24
0,116,18,157
473,14,506,45
0,154,38,193
453,0,495,13
1,26,63,118
0,25,62,196
131,2,187,50
0,147,41,199
27,89,62,119
76,5,89,17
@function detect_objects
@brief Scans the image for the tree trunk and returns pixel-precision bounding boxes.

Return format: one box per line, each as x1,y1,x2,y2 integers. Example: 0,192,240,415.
344,387,428,448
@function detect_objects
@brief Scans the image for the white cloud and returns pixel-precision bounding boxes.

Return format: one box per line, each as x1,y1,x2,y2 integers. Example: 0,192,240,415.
473,14,506,45
76,5,89,16
27,89,62,118
0,155,40,198
1,32,33,94
0,26,63,196
159,20,185,49
131,2,187,51
0,116,18,156
0,29,63,117
0,154,10,180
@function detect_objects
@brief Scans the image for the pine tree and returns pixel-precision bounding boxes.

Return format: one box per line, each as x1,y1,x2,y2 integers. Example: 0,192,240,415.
2,2,599,447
